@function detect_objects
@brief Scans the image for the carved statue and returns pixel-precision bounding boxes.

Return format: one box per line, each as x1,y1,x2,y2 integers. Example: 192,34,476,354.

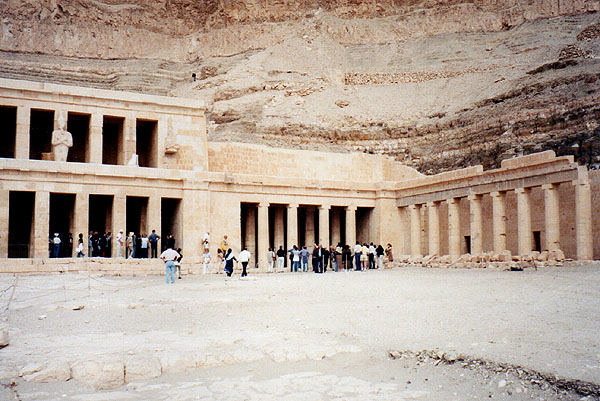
51,113,73,162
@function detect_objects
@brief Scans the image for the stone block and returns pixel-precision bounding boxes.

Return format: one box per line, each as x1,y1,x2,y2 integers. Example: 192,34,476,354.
125,355,162,383
71,358,125,390
23,361,71,383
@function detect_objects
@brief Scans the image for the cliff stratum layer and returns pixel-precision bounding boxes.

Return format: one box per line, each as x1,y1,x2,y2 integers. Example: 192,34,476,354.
1,0,600,173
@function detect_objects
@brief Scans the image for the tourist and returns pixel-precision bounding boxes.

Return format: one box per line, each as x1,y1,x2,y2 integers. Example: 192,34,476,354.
376,244,384,269
276,246,285,272
267,247,275,272
334,243,343,272
175,248,183,279
368,242,376,269
52,233,61,258
300,246,310,272
322,245,330,272
140,233,149,258
224,248,236,277
312,244,322,273
116,229,124,258
354,242,361,271
291,245,300,272
202,231,210,251
220,235,228,254
165,234,175,250
342,244,353,270
99,233,107,257
88,231,93,257
76,233,84,257
105,232,112,257
126,232,134,259
67,233,73,257
385,243,393,262
238,247,251,277
203,248,211,274
132,232,139,258
361,243,369,271
216,248,224,273
160,245,180,284
149,229,160,258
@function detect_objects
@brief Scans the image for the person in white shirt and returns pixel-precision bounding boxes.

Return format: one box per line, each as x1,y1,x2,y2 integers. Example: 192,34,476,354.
353,242,362,271
160,247,181,284
203,248,212,274
202,232,210,251
267,248,275,272
116,230,124,258
238,247,251,277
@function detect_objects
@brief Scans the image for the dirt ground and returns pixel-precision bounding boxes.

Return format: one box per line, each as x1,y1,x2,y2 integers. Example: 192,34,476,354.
1,264,599,400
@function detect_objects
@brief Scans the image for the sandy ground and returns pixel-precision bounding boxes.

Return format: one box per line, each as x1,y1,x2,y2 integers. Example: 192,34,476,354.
1,264,599,400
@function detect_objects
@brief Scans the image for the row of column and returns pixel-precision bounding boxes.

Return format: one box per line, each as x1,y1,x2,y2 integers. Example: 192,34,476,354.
408,180,593,260
12,105,137,164
254,203,358,268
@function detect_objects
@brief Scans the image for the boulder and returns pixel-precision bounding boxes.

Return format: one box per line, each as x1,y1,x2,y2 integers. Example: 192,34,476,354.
548,249,565,262
125,355,162,383
72,358,124,390
0,324,8,348
24,361,71,383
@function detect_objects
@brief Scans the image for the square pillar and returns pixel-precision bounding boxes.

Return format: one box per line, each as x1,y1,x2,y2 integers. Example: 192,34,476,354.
427,201,440,256
245,206,257,264
148,195,161,251
468,194,483,255
345,206,356,247
274,207,285,249
0,190,8,258
305,207,315,246
257,202,269,269
112,195,126,257
318,205,330,247
409,204,422,257
74,192,89,257
542,183,560,251
491,191,507,252
573,180,593,260
287,203,298,249
33,191,50,258
88,112,103,163
124,116,136,165
447,198,461,257
15,106,30,159
515,187,533,256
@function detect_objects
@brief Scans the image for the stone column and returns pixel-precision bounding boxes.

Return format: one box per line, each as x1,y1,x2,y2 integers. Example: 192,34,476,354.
319,205,330,247
468,194,483,255
515,187,533,256
74,192,89,257
542,183,560,251
427,201,440,256
491,191,507,252
88,112,103,163
573,180,593,260
112,195,126,257
124,116,136,165
345,206,357,247
15,106,30,159
305,207,315,246
273,207,284,250
33,191,50,258
331,208,341,246
447,198,461,257
0,190,8,257
409,204,421,257
287,203,298,249
148,195,161,253
257,202,269,269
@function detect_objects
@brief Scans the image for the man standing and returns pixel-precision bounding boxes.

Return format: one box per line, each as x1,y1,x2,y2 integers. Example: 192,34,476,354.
238,247,251,277
160,246,181,284
220,235,228,254
300,246,310,272
276,246,285,272
354,242,362,271
149,229,160,258
202,232,210,251
52,233,61,258
116,229,124,258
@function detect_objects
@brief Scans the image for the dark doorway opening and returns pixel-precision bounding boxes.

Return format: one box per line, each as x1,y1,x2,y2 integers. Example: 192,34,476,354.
161,198,182,251
136,119,158,168
464,235,471,254
297,208,306,248
29,109,54,160
533,231,542,252
49,193,75,257
8,191,34,258
103,116,124,165
356,207,373,244
0,106,17,159
66,113,90,163
89,195,114,257
241,203,258,267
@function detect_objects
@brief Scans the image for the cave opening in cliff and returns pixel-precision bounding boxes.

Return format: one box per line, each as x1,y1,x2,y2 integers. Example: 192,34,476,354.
8,191,34,258
102,116,124,165
136,119,158,168
161,197,182,252
29,109,54,160
67,112,89,163
0,106,16,158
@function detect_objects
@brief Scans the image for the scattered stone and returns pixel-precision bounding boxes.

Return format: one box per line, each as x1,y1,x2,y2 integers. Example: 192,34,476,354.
0,324,9,348
498,379,507,388
335,100,350,108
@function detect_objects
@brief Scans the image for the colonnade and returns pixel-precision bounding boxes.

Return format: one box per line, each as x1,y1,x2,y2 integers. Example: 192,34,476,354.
405,180,593,260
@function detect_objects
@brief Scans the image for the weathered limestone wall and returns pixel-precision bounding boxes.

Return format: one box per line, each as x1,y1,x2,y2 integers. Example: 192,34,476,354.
208,142,422,182
591,170,600,259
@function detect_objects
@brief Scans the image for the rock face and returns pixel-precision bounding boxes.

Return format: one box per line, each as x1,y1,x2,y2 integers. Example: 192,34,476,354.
0,1,599,173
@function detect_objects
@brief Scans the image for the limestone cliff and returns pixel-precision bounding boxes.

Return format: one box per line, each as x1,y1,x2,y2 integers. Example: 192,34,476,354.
0,0,599,173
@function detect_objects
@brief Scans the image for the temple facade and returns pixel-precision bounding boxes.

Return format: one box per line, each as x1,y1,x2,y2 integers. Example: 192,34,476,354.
0,78,597,273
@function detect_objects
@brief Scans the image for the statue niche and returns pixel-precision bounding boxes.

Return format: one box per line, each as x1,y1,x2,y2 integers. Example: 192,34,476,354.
51,113,73,162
